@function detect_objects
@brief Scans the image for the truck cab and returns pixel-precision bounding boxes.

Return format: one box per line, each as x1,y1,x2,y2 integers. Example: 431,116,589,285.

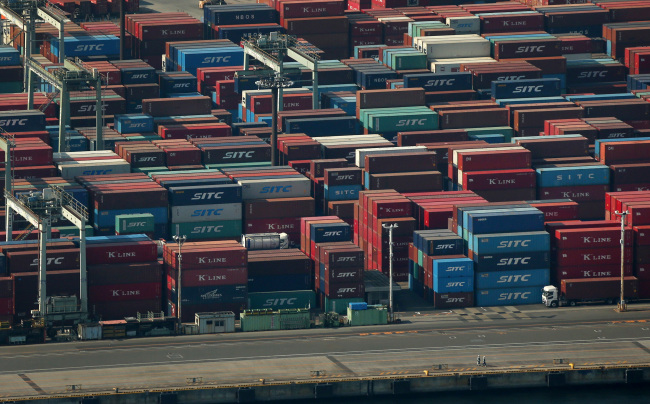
542,285,559,307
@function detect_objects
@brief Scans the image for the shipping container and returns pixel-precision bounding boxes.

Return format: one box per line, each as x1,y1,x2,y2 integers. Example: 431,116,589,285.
475,268,550,289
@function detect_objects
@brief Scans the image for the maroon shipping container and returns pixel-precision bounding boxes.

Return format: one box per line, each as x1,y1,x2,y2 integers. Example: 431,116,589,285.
0,297,12,315
167,266,247,288
456,149,531,171
322,266,363,284
322,248,364,268
481,13,544,34
538,184,609,202
12,270,79,319
0,277,12,298
245,217,301,234
6,248,80,273
530,201,580,222
86,241,158,265
636,225,650,245
364,152,436,174
88,262,162,286
556,264,633,280
373,199,413,218
556,247,632,267
89,282,162,302
322,281,364,298
279,0,345,19
244,197,315,220
555,227,632,249
167,248,247,270
560,277,638,300
461,169,536,190
433,291,474,309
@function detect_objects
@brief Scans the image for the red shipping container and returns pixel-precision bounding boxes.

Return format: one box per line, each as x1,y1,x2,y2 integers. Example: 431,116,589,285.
456,149,531,171
635,263,650,280
0,277,11,298
556,247,632,267
6,248,80,273
461,169,536,190
538,184,609,202
244,217,301,234
279,0,344,19
0,297,12,315
555,227,632,250
86,241,157,265
168,266,248,288
168,248,247,270
635,225,650,245
322,281,364,298
89,282,162,302
372,199,413,218
628,204,650,226
555,264,633,279
530,202,579,222
639,279,650,299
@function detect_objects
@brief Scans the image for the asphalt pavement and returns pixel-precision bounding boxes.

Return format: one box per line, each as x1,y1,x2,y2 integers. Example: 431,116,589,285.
1,304,649,400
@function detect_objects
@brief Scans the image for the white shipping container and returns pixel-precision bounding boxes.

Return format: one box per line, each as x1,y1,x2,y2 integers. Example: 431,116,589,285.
313,135,389,145
430,57,496,73
239,177,311,200
241,87,311,107
446,16,481,34
413,34,480,52
170,203,242,223
355,146,427,168
414,35,490,58
57,160,131,179
53,150,118,162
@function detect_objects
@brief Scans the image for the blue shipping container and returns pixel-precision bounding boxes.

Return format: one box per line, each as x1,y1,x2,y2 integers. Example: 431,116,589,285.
420,237,464,256
0,46,21,66
475,286,542,306
473,251,550,271
433,258,474,278
475,268,550,289
168,184,242,206
114,114,154,134
466,209,545,234
491,78,561,99
324,184,361,201
311,222,351,243
433,275,474,293
470,231,550,255
285,116,361,136
535,165,610,187
94,207,167,227
403,72,472,92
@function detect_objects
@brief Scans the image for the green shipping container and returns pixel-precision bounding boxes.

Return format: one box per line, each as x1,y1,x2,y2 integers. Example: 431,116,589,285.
115,213,155,234
170,219,242,240
248,290,316,311
0,82,23,93
359,106,423,127
369,111,438,132
347,306,388,326
240,309,310,332
323,297,364,315
54,225,94,238
392,53,427,70
465,126,514,142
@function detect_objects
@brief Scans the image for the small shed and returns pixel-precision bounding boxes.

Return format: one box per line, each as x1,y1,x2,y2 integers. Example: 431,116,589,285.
195,312,235,334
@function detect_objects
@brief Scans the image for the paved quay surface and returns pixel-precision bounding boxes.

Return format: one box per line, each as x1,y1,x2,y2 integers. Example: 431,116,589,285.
1,303,649,400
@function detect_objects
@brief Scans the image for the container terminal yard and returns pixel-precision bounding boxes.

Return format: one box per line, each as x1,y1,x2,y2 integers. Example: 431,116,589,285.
1,0,650,401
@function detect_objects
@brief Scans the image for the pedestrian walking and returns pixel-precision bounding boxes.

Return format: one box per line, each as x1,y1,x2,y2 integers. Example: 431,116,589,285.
483,356,486,367
477,355,481,366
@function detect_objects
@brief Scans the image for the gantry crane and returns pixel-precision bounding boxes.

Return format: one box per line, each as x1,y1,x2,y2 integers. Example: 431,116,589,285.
0,0,104,152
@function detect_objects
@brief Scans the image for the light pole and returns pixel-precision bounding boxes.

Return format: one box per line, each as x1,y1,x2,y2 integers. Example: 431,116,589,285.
614,210,628,312
255,73,293,166
382,223,398,323
173,234,187,326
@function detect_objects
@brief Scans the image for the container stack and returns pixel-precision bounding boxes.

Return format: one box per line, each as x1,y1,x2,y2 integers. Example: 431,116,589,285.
12,270,79,322
301,216,364,310
549,220,631,287
114,141,166,173
157,122,232,140
598,138,650,192
323,166,363,217
247,249,312,298
168,182,243,241
361,149,443,193
203,4,277,40
0,45,23,94
164,40,244,76
77,172,168,237
458,204,548,306
536,164,610,220
151,139,203,170
53,151,130,180
453,146,536,202
0,277,11,323
87,234,162,320
407,191,485,230
126,13,204,69
244,197,315,247
192,137,272,169
165,240,248,323
357,190,415,280
0,138,55,192
315,241,365,313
